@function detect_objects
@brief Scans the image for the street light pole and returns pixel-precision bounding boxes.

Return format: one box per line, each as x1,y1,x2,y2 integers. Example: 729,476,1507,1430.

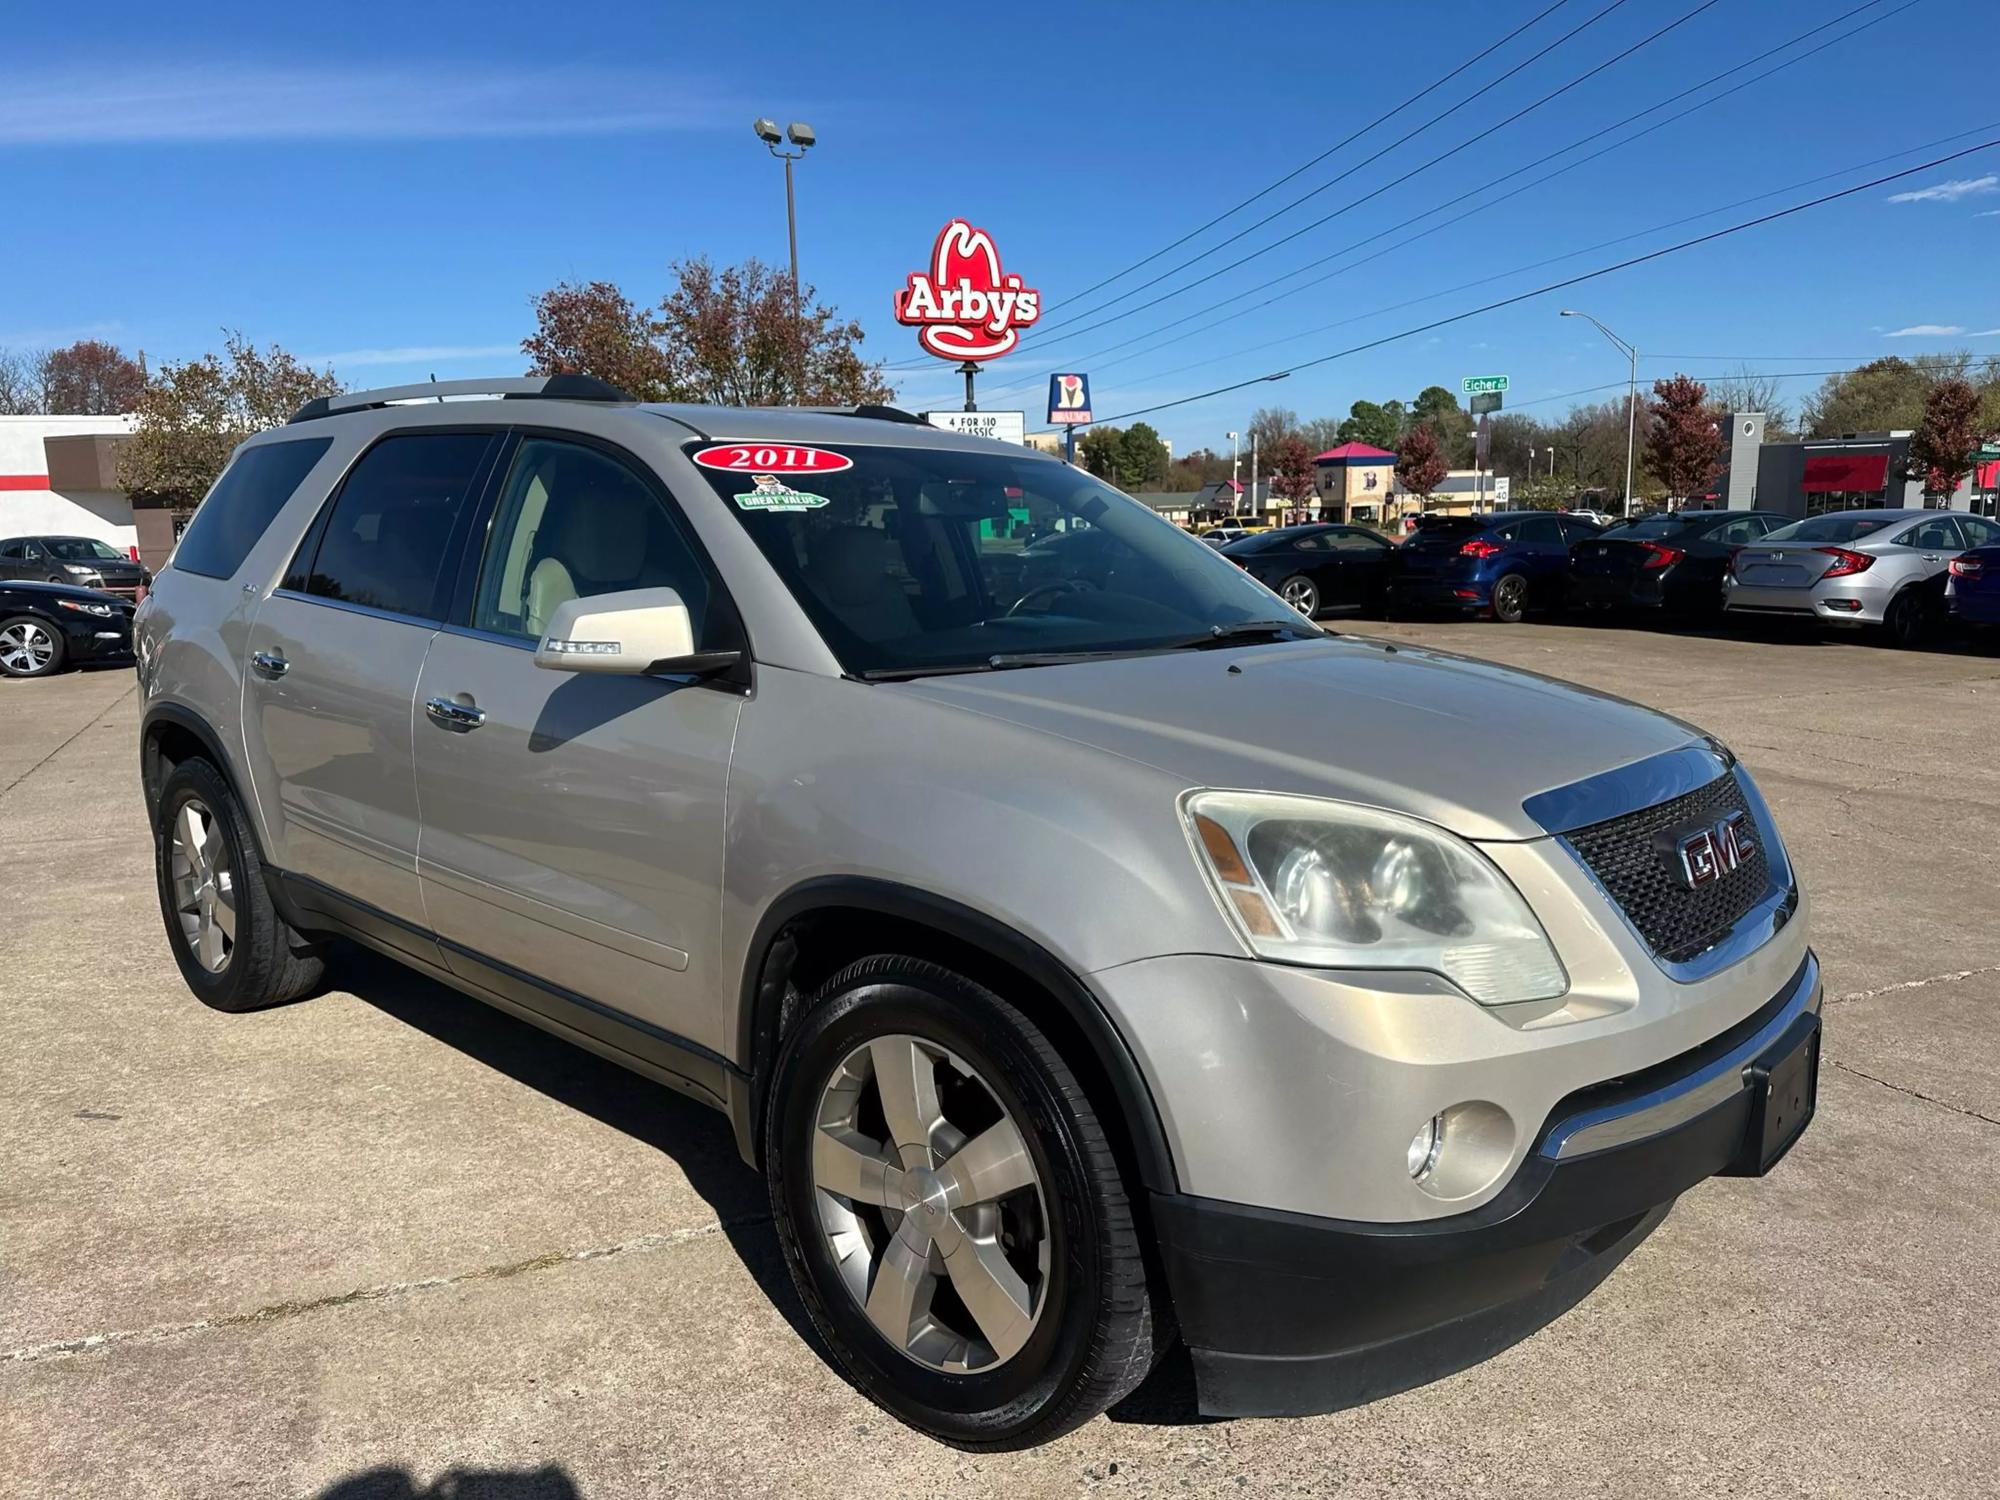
1228,431,1240,517
1250,431,1259,524
754,118,816,402
1560,309,1639,517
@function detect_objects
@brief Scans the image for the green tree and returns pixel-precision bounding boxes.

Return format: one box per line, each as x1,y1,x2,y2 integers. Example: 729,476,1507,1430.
118,334,341,511
1801,354,1966,437
1118,422,1167,489
1336,399,1404,449
1077,425,1126,483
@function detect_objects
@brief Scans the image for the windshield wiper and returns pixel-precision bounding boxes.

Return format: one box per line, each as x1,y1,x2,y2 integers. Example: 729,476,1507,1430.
1164,619,1320,650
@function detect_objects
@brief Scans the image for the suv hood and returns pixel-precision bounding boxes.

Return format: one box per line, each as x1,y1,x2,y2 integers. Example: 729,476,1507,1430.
906,635,1700,841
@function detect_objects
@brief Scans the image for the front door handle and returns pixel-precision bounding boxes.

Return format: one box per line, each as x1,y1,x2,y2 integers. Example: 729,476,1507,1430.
1922,554,1942,562
250,650,289,679
424,695,486,732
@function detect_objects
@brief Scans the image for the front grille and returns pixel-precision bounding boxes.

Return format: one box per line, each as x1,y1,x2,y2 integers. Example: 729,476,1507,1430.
1564,769,1772,963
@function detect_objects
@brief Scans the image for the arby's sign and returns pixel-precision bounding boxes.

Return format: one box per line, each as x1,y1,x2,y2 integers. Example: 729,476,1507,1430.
894,219,1041,361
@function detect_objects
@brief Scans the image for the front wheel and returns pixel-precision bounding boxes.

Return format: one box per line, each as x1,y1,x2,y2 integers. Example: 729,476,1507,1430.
1491,572,1530,623
0,615,66,677
1278,574,1320,618
766,956,1160,1448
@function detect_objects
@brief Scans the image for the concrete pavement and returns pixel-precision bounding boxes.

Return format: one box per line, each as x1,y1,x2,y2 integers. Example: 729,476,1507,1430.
3,620,1997,1498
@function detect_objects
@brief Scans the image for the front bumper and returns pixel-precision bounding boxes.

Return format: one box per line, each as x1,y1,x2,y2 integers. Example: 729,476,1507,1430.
54,613,135,663
1154,951,1821,1417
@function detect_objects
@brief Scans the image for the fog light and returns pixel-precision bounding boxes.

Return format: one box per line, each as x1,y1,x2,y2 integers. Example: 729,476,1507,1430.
1822,599,1863,612
1407,1116,1444,1180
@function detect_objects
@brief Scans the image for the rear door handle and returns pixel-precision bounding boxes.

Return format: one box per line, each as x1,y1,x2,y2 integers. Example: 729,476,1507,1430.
1922,554,1942,562
250,650,289,679
424,695,486,732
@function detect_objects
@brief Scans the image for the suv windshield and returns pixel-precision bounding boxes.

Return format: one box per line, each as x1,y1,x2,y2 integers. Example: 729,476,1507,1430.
1763,514,1897,544
43,537,125,561
690,442,1313,676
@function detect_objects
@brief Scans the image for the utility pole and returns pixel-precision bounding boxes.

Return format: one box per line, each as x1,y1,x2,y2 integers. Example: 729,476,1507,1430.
1561,309,1639,517
1250,432,1259,524
1227,431,1240,517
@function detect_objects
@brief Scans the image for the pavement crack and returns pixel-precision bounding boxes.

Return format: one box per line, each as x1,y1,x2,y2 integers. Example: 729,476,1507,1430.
1,1215,768,1367
1827,964,2000,1006
0,681,137,803
1823,1057,2000,1128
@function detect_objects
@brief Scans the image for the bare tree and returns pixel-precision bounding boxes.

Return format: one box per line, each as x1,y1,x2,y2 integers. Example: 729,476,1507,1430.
1709,366,1792,439
0,348,51,414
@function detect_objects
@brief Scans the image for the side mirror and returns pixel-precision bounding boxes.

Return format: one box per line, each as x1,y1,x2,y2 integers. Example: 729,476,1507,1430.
533,588,743,677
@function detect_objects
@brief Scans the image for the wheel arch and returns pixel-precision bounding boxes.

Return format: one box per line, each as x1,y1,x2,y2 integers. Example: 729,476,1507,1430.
737,877,1178,1196
140,702,247,821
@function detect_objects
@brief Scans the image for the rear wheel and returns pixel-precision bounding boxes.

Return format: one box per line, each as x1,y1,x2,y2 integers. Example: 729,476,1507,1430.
0,616,65,678
154,758,325,1011
1491,573,1530,624
1883,588,1935,649
1278,574,1320,618
766,956,1159,1449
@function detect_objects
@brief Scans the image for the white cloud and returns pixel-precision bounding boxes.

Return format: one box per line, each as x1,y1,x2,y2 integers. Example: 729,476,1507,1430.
1886,174,1999,204
1978,210,2000,218
0,62,734,145
300,344,522,369
1970,328,2000,337
1884,324,1964,337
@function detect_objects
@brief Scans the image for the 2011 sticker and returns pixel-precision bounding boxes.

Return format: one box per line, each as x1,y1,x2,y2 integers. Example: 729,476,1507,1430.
733,474,831,513
693,443,852,475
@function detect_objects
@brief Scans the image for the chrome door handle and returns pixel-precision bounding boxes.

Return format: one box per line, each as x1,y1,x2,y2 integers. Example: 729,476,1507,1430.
424,695,486,732
1922,554,1942,562
250,650,289,679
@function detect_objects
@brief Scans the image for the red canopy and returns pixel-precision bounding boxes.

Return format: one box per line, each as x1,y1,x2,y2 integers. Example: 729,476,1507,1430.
1977,460,1999,489
1801,453,1889,493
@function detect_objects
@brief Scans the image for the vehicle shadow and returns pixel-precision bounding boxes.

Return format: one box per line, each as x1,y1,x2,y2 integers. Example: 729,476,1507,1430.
331,946,828,1362
313,1464,582,1499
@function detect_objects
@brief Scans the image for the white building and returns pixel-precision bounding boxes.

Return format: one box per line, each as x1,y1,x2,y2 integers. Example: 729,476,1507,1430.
0,414,140,549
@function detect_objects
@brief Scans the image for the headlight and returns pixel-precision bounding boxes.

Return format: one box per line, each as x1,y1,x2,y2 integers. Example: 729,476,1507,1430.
62,563,94,576
1181,789,1568,1005
56,598,115,617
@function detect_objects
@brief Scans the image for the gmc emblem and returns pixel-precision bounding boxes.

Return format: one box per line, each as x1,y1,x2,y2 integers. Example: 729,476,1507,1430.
1673,812,1756,888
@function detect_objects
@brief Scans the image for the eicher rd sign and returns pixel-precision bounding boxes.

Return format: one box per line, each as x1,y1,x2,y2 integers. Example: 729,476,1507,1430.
895,219,1041,361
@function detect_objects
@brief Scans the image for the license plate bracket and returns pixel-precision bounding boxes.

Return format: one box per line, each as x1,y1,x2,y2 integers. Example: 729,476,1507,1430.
1727,1014,1820,1176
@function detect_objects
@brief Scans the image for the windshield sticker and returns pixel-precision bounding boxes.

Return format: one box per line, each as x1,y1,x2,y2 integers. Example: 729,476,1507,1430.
733,474,831,513
693,443,852,475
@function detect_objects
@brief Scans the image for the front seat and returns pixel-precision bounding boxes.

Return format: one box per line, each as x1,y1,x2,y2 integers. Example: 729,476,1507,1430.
526,487,651,637
810,525,920,643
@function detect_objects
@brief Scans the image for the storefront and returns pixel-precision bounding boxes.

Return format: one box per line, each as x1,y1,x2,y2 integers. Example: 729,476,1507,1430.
1800,450,1891,516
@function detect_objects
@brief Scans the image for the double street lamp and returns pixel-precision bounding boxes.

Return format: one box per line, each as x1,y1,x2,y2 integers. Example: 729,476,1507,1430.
1560,309,1638,518
754,117,815,399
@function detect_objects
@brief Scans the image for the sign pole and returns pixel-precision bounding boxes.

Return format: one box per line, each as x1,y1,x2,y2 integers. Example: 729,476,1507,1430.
959,360,979,413
1064,427,1076,465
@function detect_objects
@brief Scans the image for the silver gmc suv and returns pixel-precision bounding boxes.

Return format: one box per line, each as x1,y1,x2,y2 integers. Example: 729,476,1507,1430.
134,377,1821,1448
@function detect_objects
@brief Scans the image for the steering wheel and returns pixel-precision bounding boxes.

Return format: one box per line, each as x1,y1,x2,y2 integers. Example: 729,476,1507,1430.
1007,578,1100,617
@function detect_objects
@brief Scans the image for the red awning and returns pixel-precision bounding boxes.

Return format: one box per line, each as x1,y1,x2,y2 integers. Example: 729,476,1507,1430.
1802,453,1889,493
1978,460,1999,489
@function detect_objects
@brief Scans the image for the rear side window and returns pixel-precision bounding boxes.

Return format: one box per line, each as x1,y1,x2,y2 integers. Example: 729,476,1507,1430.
171,438,333,580
1517,515,1562,544
289,433,494,621
1896,516,1963,551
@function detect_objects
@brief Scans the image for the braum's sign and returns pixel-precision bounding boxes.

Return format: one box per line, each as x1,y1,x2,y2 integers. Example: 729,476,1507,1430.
895,219,1042,362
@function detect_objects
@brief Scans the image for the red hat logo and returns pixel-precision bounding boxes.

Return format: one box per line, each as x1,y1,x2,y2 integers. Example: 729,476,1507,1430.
895,219,1041,361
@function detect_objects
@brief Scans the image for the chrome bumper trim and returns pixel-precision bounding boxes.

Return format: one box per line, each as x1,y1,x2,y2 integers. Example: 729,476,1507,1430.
1540,952,1821,1161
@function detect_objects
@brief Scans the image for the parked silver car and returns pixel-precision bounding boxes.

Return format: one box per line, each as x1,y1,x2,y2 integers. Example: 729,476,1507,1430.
1724,507,2000,645
134,377,1820,1448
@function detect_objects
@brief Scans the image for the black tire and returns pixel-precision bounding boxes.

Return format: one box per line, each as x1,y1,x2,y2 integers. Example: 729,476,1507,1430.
1491,572,1530,624
766,955,1160,1449
153,757,324,1012
0,614,67,678
1276,574,1320,619
1882,588,1934,649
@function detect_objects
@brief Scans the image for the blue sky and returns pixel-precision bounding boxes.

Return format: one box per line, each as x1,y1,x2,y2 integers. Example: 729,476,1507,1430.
6,0,1999,455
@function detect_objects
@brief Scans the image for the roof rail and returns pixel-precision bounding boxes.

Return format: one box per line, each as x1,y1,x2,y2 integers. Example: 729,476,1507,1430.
795,403,930,426
288,373,634,424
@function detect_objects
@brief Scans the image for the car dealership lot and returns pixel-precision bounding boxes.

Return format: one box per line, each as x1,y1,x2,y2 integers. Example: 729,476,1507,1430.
4,623,1998,1500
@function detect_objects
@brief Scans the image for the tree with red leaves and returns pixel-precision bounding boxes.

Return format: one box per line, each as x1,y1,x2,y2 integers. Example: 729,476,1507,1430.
1643,374,1721,504
1395,424,1449,511
521,281,677,401
1908,376,1985,499
1270,435,1317,502
43,340,146,415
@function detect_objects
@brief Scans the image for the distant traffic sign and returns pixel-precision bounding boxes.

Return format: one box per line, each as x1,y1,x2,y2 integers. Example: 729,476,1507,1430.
1469,391,1503,417
1463,375,1509,395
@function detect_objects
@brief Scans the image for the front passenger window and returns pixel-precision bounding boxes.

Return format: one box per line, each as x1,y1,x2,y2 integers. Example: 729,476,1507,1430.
473,439,712,643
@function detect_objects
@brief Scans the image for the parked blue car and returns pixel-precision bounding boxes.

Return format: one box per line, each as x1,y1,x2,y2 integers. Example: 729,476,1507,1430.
1385,511,1605,623
1947,546,2000,629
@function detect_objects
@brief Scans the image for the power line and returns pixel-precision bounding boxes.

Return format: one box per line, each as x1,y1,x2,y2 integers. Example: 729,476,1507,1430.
1041,137,2000,433
880,0,1593,372
975,0,1904,401
1015,0,1721,349
1010,112,1991,410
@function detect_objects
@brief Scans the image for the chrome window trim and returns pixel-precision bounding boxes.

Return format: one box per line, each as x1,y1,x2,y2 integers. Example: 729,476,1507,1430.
267,589,443,632
1541,952,1820,1160
437,622,536,653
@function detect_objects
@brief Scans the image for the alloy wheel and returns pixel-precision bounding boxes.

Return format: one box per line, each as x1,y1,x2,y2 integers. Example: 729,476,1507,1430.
0,620,56,674
1280,577,1318,616
811,1034,1049,1374
1494,576,1527,621
169,798,237,973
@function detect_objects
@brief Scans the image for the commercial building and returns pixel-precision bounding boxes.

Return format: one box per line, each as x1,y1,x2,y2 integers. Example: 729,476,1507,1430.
0,414,141,551
1713,414,1986,518
1311,443,1395,521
